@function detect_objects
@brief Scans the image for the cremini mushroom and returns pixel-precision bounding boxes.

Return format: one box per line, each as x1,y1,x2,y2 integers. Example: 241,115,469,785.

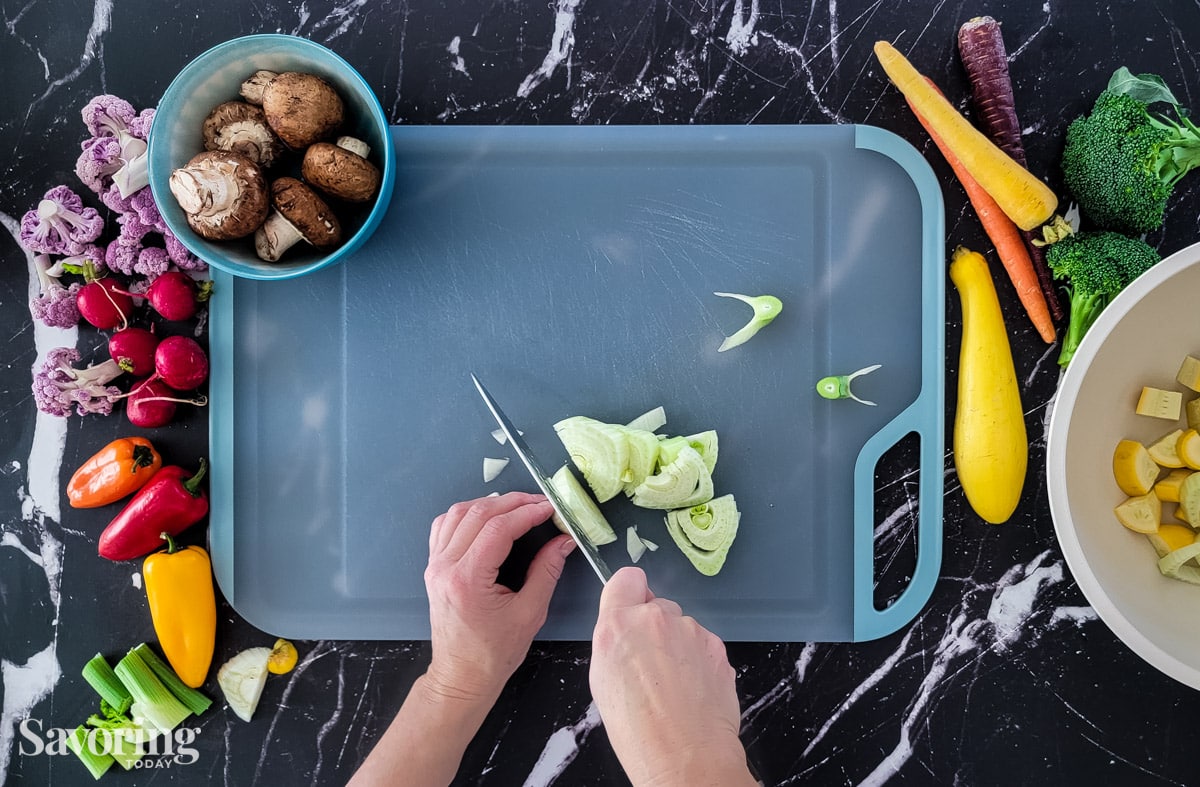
168,151,270,241
239,70,278,105
260,72,344,150
201,101,283,168
254,177,343,262
301,136,381,203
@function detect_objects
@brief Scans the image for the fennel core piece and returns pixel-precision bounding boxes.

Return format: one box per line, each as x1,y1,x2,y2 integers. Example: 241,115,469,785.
713,292,783,352
816,364,882,406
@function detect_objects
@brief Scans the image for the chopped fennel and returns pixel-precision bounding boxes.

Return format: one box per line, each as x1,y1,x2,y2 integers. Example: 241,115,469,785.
554,416,630,502
483,457,510,483
217,647,271,722
625,405,667,433
626,526,647,563
490,427,523,445
549,465,618,546
816,364,881,406
658,430,719,473
1157,541,1200,585
630,446,714,510
619,426,661,492
664,494,741,576
713,292,783,352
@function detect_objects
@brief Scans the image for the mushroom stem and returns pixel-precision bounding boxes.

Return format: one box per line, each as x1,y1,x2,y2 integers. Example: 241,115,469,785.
240,70,279,105
336,136,371,158
168,166,240,218
254,211,305,262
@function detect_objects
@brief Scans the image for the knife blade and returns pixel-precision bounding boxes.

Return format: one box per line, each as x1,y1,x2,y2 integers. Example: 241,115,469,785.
471,373,613,584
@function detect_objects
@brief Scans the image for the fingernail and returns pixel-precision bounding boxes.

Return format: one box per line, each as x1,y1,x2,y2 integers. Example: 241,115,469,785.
561,538,577,556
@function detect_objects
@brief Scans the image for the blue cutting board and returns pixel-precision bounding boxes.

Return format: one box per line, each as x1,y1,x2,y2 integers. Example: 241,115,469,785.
209,124,944,642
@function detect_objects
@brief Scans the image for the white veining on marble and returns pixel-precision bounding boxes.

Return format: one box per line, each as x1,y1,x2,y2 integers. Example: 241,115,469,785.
28,0,112,110
0,213,74,783
522,701,601,786
725,0,760,56
448,36,471,78
517,0,582,98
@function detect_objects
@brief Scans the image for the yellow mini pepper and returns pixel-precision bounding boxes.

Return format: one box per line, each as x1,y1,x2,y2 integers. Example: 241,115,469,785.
143,533,216,688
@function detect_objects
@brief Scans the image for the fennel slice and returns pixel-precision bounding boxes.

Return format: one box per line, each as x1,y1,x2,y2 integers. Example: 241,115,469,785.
549,465,618,546
630,446,714,510
663,497,740,576
625,405,667,433
554,416,630,502
217,647,271,722
626,526,647,563
618,426,661,492
670,494,739,551
657,430,718,474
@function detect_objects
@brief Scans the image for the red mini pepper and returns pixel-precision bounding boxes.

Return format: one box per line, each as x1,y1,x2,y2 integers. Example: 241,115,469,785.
98,459,209,561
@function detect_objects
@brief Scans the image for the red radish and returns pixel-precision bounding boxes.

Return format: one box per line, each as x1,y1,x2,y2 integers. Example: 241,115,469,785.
126,379,178,427
153,336,209,390
956,16,1062,321
145,272,199,321
109,327,160,376
77,278,132,329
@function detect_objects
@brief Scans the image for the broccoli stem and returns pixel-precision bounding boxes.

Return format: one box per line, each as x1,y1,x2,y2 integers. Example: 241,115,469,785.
1058,290,1109,367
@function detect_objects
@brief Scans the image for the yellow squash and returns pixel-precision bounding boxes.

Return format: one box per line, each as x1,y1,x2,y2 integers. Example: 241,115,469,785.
143,534,216,688
950,246,1028,524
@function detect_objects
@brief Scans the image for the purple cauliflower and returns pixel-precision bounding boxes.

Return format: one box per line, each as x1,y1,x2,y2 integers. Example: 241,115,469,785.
19,185,105,256
32,347,124,417
81,95,136,138
28,255,81,329
75,136,124,194
162,228,206,271
135,247,171,280
128,187,164,232
129,108,155,140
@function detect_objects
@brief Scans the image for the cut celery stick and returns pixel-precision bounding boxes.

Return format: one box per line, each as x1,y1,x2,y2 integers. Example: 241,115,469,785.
132,643,212,716
82,653,133,715
67,725,115,780
114,650,191,732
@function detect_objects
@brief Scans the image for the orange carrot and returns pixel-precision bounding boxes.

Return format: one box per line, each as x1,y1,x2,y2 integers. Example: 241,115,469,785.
909,84,1056,343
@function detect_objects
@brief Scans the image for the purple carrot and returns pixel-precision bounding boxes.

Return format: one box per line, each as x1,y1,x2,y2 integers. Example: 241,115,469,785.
957,16,1064,321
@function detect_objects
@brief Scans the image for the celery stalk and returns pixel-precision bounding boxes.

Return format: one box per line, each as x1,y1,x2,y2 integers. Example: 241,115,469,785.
114,650,192,732
132,643,212,716
82,653,133,715
67,726,115,780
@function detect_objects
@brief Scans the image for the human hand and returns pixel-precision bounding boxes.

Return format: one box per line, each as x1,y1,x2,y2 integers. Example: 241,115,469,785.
423,492,575,706
590,567,754,787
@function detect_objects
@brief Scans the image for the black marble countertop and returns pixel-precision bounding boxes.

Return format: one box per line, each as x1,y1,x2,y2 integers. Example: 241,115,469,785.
4,1,1200,785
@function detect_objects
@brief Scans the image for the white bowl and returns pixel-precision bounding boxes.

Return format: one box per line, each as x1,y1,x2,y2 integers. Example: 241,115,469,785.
1048,239,1200,688
147,34,395,280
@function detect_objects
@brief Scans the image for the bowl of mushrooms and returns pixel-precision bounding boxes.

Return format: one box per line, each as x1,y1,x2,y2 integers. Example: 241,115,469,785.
147,34,395,280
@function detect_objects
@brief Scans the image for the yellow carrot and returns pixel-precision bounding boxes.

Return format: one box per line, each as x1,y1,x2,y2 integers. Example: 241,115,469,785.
909,91,1056,344
873,40,1057,231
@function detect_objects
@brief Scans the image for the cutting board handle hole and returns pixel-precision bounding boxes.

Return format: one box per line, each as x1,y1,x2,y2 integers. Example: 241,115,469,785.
871,430,921,611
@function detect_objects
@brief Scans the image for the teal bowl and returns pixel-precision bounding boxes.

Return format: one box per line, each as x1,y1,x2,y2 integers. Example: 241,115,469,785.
148,35,395,280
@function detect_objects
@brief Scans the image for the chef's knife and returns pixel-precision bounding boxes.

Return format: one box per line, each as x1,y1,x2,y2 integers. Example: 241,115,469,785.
471,373,613,584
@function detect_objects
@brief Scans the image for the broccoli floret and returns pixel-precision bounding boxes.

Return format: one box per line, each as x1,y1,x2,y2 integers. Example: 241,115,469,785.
19,185,105,256
1047,231,1160,367
29,255,81,329
1062,84,1200,234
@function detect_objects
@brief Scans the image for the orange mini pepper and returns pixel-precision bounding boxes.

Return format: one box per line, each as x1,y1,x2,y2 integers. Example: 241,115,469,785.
67,437,162,508
143,533,216,688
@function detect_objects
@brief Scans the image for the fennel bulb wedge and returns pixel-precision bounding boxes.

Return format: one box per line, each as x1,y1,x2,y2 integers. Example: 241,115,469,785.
549,465,618,546
630,446,714,509
665,495,741,575
553,416,630,502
